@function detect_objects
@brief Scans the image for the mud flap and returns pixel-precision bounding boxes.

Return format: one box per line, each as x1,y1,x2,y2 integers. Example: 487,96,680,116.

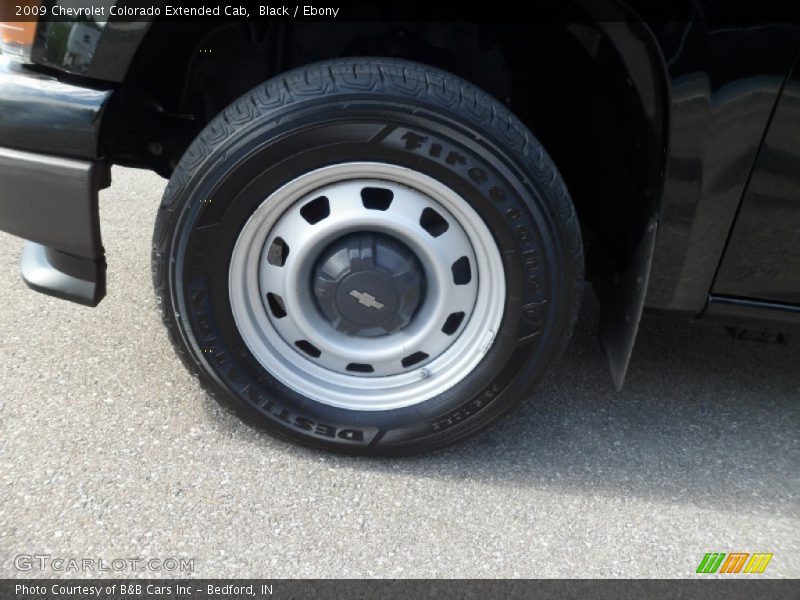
598,218,658,389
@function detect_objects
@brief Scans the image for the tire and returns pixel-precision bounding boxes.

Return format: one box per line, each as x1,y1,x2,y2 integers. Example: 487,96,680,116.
152,58,583,456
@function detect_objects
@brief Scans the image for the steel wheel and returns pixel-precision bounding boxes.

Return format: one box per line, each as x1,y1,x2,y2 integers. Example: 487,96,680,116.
229,162,506,410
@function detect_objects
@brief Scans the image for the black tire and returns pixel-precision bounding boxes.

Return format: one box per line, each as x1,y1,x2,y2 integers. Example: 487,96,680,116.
152,58,583,456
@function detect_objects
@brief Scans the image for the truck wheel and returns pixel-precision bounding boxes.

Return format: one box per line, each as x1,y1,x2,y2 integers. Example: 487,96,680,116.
152,58,583,455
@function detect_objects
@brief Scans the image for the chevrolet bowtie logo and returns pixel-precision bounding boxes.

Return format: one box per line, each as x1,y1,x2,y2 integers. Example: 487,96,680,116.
348,289,385,310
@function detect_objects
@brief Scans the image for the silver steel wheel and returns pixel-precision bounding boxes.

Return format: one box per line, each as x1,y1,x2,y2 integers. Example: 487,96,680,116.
229,162,505,410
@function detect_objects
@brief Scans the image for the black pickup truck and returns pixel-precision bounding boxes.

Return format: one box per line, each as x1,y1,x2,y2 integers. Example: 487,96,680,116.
0,1,798,454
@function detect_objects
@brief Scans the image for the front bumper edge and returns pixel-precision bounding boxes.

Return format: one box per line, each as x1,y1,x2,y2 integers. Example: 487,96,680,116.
0,56,112,305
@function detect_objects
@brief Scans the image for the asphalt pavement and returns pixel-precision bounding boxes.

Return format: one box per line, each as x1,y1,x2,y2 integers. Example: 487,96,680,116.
0,167,798,578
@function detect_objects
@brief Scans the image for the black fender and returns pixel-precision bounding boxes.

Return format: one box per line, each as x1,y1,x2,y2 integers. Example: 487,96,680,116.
27,1,672,390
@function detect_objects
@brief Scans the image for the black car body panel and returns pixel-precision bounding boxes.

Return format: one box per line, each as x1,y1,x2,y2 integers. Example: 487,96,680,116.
713,54,800,305
0,57,111,158
644,16,800,316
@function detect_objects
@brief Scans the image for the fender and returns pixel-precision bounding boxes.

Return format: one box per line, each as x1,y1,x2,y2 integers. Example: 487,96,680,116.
27,0,673,388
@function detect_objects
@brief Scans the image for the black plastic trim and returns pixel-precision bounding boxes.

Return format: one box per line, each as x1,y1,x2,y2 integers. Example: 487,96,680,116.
599,219,658,389
703,295,800,329
21,242,106,307
0,146,107,259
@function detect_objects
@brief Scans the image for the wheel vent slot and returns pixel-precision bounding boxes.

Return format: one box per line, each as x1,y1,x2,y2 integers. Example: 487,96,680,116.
442,311,465,335
451,256,472,285
294,340,321,358
419,207,449,237
401,351,429,368
266,293,287,319
300,196,330,224
346,363,375,373
361,187,393,210
267,237,289,266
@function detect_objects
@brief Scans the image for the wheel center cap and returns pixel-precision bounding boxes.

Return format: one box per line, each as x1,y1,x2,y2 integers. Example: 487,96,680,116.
337,271,399,326
312,233,423,337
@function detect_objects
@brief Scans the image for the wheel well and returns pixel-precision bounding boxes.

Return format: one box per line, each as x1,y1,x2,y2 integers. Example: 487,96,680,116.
104,13,667,288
